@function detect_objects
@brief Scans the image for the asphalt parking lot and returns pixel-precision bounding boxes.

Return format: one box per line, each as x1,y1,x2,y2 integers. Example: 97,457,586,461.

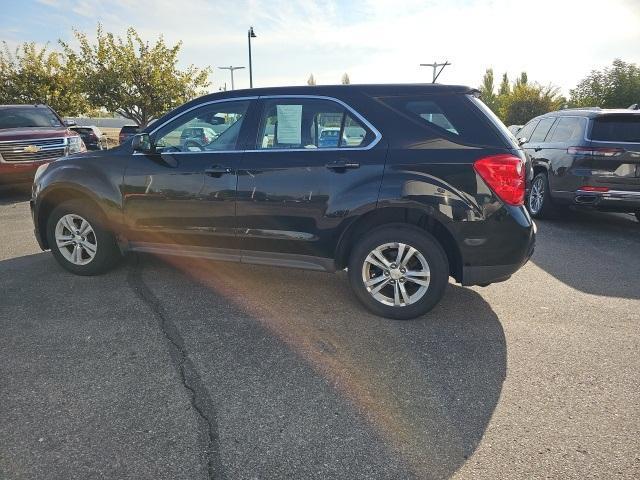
1,187,639,480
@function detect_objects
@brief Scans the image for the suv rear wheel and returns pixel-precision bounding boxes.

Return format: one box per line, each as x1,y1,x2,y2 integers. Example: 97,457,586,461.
348,225,449,320
528,171,554,218
46,200,121,275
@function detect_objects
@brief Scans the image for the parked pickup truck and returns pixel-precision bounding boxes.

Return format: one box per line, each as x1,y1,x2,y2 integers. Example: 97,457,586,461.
0,104,85,186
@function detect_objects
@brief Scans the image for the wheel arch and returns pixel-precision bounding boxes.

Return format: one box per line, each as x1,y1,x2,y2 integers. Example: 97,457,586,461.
37,186,109,250
335,206,463,282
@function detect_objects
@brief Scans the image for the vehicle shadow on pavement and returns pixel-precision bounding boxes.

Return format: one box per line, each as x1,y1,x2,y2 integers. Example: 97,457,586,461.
531,208,640,300
132,253,506,479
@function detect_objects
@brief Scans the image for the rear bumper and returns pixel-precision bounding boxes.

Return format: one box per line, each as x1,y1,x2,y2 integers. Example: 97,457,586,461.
554,189,640,212
458,205,536,287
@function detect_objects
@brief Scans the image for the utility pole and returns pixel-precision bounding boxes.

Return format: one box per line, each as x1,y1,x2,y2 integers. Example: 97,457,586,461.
218,66,245,90
420,61,451,83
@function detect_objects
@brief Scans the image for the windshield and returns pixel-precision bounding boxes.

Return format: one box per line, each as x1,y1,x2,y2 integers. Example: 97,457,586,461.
0,107,63,129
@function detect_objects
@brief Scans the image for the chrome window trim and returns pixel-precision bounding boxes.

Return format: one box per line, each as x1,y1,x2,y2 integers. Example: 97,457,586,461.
147,96,259,136
135,94,382,156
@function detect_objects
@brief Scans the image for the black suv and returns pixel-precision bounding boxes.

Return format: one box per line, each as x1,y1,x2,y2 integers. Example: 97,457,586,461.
519,108,640,220
31,85,535,319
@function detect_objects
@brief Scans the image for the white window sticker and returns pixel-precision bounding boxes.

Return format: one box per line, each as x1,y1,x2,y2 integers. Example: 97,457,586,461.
276,105,302,144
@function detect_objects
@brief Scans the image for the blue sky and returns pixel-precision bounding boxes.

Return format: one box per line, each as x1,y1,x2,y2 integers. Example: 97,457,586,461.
2,0,640,94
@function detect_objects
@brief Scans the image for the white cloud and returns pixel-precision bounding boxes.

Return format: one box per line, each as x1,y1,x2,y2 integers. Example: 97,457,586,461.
20,0,640,93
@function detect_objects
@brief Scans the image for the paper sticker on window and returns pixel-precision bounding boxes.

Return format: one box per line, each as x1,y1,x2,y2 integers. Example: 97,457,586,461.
276,105,302,144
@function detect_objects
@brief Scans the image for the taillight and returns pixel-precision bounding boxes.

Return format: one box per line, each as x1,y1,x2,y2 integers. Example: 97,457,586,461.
568,146,624,157
579,186,609,192
474,154,526,206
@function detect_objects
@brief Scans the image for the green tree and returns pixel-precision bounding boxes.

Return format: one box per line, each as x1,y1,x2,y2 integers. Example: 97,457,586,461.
498,73,510,97
61,26,210,126
0,41,87,115
569,59,640,108
479,68,499,112
501,83,565,125
341,73,350,85
307,73,316,86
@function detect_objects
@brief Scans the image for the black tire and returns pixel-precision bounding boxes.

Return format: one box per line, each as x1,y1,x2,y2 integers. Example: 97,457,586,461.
46,199,121,275
347,224,449,320
527,171,554,218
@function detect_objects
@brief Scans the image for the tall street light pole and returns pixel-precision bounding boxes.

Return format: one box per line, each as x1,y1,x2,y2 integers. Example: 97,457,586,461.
248,26,256,88
218,66,245,90
420,61,451,83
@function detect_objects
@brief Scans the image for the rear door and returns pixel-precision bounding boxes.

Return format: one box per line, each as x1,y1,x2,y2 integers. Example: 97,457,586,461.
585,114,640,191
235,96,387,263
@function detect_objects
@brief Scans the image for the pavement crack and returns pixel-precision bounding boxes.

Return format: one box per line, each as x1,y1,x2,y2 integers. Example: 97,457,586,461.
127,255,225,480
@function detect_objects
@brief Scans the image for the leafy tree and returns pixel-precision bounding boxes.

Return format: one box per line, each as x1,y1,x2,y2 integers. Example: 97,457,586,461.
501,83,565,125
0,41,87,115
341,73,350,85
479,68,498,112
515,71,528,87
569,59,640,108
61,26,210,127
499,73,510,97
307,73,316,86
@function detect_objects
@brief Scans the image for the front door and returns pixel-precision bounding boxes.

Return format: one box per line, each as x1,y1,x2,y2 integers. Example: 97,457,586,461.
123,99,252,250
236,97,386,263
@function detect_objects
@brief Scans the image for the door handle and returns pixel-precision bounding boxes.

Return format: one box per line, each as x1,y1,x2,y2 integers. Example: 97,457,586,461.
205,165,232,177
325,160,360,170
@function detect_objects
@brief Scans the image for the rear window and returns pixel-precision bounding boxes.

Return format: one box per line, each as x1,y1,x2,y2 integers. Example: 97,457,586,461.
121,125,139,133
591,116,640,142
378,94,507,147
0,107,63,129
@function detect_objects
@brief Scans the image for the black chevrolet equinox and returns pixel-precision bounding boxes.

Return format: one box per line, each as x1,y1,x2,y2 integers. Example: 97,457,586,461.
31,84,535,319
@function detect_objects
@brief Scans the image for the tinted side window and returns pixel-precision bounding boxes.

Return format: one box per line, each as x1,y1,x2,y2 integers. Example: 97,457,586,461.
517,119,539,143
256,98,373,149
547,117,585,143
378,94,505,147
529,117,556,143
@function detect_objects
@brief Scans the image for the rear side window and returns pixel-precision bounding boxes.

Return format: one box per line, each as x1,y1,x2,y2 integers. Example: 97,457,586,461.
547,117,585,143
529,117,556,143
517,119,539,142
256,98,374,149
591,116,640,142
378,94,506,147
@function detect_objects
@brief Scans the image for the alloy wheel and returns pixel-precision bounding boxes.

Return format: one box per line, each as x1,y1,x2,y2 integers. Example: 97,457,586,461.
529,176,545,214
361,242,431,307
55,214,98,266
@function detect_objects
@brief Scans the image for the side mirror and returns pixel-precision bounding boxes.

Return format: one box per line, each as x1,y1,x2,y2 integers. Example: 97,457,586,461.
132,133,152,153
517,137,528,146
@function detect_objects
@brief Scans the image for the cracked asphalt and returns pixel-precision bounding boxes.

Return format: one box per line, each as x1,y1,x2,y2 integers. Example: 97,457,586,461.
1,186,639,479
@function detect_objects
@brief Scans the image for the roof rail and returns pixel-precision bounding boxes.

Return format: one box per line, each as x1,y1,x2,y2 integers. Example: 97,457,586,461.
560,106,601,111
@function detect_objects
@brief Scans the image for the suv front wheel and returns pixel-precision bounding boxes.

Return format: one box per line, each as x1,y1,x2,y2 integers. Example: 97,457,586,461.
46,200,121,275
348,225,449,320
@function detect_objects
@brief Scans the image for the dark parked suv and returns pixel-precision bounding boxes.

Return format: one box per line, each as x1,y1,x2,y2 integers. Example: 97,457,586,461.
31,85,535,319
519,107,640,220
